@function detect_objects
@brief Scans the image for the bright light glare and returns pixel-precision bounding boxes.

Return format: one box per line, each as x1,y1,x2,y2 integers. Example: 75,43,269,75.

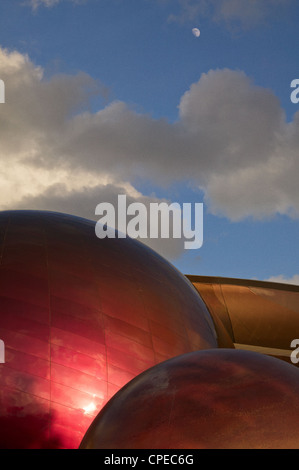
83,400,97,415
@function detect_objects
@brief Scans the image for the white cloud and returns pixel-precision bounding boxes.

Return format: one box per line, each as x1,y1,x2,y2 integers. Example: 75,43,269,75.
212,0,289,27
1,47,299,260
168,0,293,29
28,0,86,10
29,0,60,9
0,47,186,259
265,275,299,286
27,0,293,25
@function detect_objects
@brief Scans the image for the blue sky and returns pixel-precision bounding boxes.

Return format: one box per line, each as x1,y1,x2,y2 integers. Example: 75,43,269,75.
0,0,299,283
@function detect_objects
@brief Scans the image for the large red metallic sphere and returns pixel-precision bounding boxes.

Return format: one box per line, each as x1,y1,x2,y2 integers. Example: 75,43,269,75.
80,349,299,449
0,210,218,449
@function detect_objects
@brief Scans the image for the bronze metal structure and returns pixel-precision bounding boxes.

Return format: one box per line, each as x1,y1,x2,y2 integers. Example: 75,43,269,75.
187,275,299,366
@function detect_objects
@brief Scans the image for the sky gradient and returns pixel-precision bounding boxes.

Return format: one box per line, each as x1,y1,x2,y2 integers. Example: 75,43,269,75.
0,0,298,283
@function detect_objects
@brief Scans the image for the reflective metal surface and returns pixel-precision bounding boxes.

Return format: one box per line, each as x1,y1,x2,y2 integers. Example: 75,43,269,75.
0,211,217,449
80,349,299,449
187,276,299,365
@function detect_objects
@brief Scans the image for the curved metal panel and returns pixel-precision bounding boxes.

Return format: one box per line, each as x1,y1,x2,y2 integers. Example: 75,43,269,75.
80,349,299,449
0,211,217,448
187,275,299,365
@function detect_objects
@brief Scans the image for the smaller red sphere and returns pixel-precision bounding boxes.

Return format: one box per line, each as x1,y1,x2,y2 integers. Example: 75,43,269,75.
80,349,299,449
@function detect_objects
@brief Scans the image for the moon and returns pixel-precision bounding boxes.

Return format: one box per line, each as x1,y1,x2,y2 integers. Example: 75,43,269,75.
192,28,200,38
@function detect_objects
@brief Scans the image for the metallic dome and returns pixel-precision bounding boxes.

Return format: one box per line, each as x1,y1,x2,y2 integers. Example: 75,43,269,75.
0,210,218,448
80,349,299,449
